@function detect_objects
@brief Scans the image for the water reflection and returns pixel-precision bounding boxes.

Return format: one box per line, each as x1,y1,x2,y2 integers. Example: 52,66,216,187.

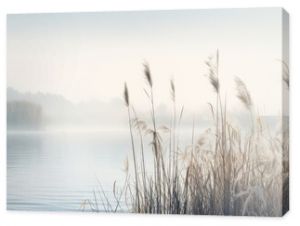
7,130,130,211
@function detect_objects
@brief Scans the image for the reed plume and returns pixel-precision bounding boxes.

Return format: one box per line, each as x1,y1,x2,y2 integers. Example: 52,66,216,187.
143,62,153,87
170,79,175,102
123,82,140,211
124,83,129,107
235,77,252,111
206,52,220,93
101,54,287,216
282,60,289,88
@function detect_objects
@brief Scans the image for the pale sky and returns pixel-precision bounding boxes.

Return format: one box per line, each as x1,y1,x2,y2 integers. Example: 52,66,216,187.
7,8,285,115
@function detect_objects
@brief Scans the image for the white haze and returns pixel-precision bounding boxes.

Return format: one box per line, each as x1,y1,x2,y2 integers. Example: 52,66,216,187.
7,8,284,116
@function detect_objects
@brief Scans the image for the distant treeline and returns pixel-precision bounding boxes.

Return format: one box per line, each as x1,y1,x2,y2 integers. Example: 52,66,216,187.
7,101,44,129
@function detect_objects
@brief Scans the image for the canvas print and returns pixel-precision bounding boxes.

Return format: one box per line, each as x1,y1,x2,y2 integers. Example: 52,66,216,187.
7,8,289,216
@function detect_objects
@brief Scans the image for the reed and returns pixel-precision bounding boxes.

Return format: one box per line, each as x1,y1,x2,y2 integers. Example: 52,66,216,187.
91,52,287,216
123,83,140,212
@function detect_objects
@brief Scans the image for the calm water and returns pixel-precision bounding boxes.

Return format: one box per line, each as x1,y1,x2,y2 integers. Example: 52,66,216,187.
7,129,132,212
7,116,278,212
7,124,210,212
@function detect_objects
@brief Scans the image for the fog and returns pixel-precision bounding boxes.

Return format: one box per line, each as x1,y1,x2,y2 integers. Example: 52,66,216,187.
7,8,284,116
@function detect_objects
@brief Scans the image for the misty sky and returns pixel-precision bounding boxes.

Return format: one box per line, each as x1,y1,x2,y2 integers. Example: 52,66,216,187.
7,8,285,115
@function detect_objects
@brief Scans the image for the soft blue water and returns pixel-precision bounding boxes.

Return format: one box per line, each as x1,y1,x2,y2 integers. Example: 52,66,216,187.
7,129,132,212
7,124,208,212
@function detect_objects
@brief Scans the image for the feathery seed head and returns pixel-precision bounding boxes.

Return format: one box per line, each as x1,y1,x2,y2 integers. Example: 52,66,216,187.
143,62,153,87
170,79,175,102
235,77,252,110
124,82,129,107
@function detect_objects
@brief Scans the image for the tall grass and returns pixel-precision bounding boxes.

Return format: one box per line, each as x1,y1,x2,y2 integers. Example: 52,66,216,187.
118,52,288,216
89,52,288,216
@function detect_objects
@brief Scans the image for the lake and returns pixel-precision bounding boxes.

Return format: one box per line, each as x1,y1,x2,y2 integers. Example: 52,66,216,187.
7,129,133,212
7,124,221,212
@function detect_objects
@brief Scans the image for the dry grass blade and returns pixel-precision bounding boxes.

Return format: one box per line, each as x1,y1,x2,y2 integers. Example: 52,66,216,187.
276,59,289,88
179,106,184,122
170,79,175,102
235,77,252,110
205,52,220,93
124,83,129,107
208,102,215,120
96,54,286,217
283,73,289,88
282,61,289,88
209,72,219,93
143,62,153,87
